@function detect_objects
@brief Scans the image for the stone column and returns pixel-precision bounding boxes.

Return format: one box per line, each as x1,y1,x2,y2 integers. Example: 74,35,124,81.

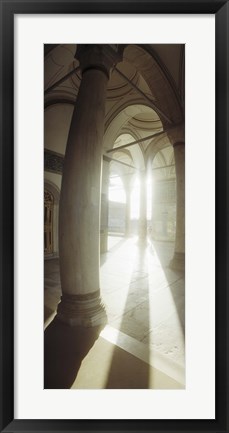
138,170,147,242
57,45,121,326
100,157,110,253
170,142,185,270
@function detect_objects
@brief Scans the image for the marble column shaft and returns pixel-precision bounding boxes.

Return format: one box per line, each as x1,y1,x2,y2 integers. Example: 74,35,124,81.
57,46,120,326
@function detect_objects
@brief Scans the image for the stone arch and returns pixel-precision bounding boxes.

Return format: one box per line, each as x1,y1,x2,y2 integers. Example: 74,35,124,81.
123,44,183,126
103,103,162,175
145,133,173,165
44,180,60,203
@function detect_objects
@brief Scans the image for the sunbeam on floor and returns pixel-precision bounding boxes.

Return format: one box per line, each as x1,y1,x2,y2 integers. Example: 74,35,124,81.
44,235,185,389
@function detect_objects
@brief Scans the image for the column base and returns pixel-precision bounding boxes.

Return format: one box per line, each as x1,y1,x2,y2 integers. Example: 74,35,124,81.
169,252,185,271
57,291,107,327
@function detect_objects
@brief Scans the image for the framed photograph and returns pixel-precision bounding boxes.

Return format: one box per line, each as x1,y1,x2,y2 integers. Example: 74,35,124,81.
0,1,228,432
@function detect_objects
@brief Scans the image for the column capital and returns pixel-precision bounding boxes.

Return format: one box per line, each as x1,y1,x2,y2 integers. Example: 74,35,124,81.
76,44,123,79
167,123,185,147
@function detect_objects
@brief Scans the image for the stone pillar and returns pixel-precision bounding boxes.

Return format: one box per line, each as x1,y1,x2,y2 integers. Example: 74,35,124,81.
57,45,121,326
100,158,110,253
170,142,185,270
138,170,147,242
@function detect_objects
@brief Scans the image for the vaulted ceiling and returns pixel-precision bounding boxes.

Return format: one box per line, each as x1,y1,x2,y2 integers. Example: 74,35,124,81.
44,44,184,182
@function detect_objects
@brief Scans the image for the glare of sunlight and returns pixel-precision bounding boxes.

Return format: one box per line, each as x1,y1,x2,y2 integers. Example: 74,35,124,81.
130,177,140,219
147,243,185,386
147,174,153,221
108,175,126,203
99,233,185,388
99,235,137,387
130,174,153,226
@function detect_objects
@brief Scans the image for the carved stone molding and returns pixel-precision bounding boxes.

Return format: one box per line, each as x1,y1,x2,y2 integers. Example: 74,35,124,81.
44,149,64,174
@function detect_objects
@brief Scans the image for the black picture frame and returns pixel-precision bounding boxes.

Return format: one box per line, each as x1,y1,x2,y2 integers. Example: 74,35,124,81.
0,1,228,432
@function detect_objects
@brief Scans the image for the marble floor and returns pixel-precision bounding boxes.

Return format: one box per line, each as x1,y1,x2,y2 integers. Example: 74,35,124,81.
44,235,185,389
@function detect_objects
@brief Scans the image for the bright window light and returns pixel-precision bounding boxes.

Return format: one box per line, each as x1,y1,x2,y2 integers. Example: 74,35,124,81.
108,175,126,203
130,178,140,219
147,174,153,221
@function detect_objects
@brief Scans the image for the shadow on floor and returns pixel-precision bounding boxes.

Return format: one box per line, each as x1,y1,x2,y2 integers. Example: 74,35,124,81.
105,345,150,389
44,317,103,389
